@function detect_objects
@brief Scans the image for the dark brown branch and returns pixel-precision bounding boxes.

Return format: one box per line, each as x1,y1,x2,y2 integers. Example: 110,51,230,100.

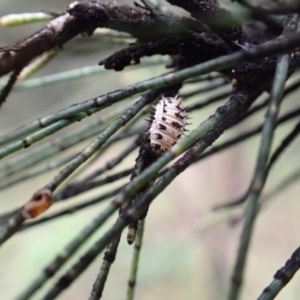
0,0,202,78
99,38,182,71
100,29,233,71
2,0,298,87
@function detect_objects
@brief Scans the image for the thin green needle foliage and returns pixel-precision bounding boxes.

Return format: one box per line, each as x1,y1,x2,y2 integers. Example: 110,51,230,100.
227,54,290,300
0,57,167,93
88,100,157,299
0,128,138,193
88,234,122,300
2,102,299,230
2,5,300,300
21,187,123,231
126,219,145,300
45,99,148,192
0,152,76,191
182,78,228,98
18,48,60,80
15,189,121,300
257,245,300,300
0,104,128,178
1,33,299,152
0,115,82,160
0,96,149,246
37,117,220,299
18,88,229,299
36,79,253,299
82,137,139,182
2,104,300,230
57,113,143,188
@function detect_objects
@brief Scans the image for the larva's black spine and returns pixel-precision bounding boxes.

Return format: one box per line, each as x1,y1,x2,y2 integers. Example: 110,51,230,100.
148,95,187,155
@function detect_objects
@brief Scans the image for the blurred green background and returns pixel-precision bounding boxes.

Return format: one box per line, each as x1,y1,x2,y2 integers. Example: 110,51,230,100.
0,1,300,300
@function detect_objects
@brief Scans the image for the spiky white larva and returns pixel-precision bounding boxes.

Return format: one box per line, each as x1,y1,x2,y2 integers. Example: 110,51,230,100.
149,96,187,153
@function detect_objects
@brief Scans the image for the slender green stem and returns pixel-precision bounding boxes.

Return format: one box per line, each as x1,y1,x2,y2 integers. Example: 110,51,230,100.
126,219,145,300
45,103,147,193
0,152,76,191
227,54,289,300
14,190,120,300
0,105,127,172
201,106,300,163
187,90,232,111
2,57,167,92
194,164,300,240
56,121,141,189
82,138,139,182
0,114,83,160
0,120,103,176
0,96,148,246
68,109,143,184
257,246,300,300
19,48,60,80
214,107,300,210
0,210,25,246
88,235,121,300
266,119,300,173
182,78,228,98
0,128,137,191
52,133,139,201
264,168,300,203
